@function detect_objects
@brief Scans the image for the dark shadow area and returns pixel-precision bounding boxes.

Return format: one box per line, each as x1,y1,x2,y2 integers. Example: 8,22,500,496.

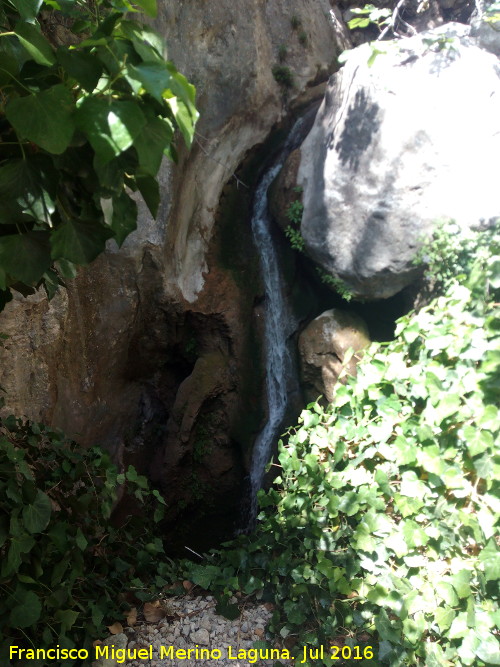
333,89,381,173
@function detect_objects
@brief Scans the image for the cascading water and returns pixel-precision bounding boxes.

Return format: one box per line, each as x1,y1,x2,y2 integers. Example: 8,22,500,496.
247,116,311,526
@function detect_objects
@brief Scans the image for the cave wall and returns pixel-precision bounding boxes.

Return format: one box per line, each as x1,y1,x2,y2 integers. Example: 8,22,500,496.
0,1,350,529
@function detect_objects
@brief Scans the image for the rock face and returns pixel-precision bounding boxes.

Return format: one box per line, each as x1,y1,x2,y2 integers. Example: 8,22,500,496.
278,23,500,300
0,1,350,540
470,0,500,56
299,309,370,403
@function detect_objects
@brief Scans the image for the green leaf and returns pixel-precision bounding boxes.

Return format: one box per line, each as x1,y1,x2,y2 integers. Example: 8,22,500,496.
14,21,56,66
435,582,458,607
134,0,157,17
75,528,88,551
76,98,147,164
0,231,51,285
119,21,163,61
0,157,57,226
136,174,159,217
450,570,471,599
188,564,221,589
166,96,197,148
4,535,35,577
6,85,75,154
108,191,137,246
458,630,480,665
479,540,500,581
10,591,41,628
55,609,79,632
435,606,455,633
374,609,400,643
127,62,176,103
51,219,114,264
56,48,103,92
475,633,500,664
22,490,52,534
348,17,371,29
215,599,240,620
17,0,44,21
425,643,451,667
134,117,173,175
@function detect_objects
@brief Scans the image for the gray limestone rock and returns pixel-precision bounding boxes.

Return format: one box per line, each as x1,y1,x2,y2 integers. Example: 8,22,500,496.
294,23,500,300
470,0,500,56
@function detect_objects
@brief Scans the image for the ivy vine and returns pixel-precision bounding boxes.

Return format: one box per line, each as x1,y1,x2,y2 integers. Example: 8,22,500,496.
0,0,198,310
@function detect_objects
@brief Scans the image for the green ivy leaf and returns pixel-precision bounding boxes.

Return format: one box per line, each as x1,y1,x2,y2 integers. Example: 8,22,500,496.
76,98,147,164
17,0,44,21
51,219,114,264
215,599,240,620
54,609,79,632
434,606,455,633
10,590,41,628
56,48,103,92
475,633,500,664
6,85,75,154
136,174,159,218
22,490,52,534
108,191,137,246
0,231,51,285
134,0,158,17
14,21,56,66
479,540,500,581
167,96,197,148
75,528,88,551
119,21,163,61
134,117,173,175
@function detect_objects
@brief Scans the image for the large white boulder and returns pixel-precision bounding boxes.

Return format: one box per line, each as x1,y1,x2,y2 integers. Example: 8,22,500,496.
296,23,500,300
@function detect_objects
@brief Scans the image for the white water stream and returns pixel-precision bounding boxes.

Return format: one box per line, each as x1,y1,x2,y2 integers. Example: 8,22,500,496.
247,118,308,525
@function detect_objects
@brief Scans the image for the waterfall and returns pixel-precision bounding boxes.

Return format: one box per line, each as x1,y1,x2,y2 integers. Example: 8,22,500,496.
247,116,310,526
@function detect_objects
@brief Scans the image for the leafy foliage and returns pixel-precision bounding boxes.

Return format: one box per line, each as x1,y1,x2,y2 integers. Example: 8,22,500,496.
183,227,500,666
0,0,198,309
347,5,391,31
485,1,500,24
284,195,353,301
272,65,294,88
0,416,173,663
284,198,305,251
318,269,353,302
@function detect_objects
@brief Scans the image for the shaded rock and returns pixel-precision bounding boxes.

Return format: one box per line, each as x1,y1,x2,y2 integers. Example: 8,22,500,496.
470,0,500,55
299,309,370,403
289,23,500,300
190,628,210,645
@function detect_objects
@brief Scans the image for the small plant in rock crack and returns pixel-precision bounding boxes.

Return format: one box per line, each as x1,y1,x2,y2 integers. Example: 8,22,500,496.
285,226,305,252
286,199,304,226
291,14,302,30
317,269,353,302
272,65,294,88
278,44,288,62
285,199,305,251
